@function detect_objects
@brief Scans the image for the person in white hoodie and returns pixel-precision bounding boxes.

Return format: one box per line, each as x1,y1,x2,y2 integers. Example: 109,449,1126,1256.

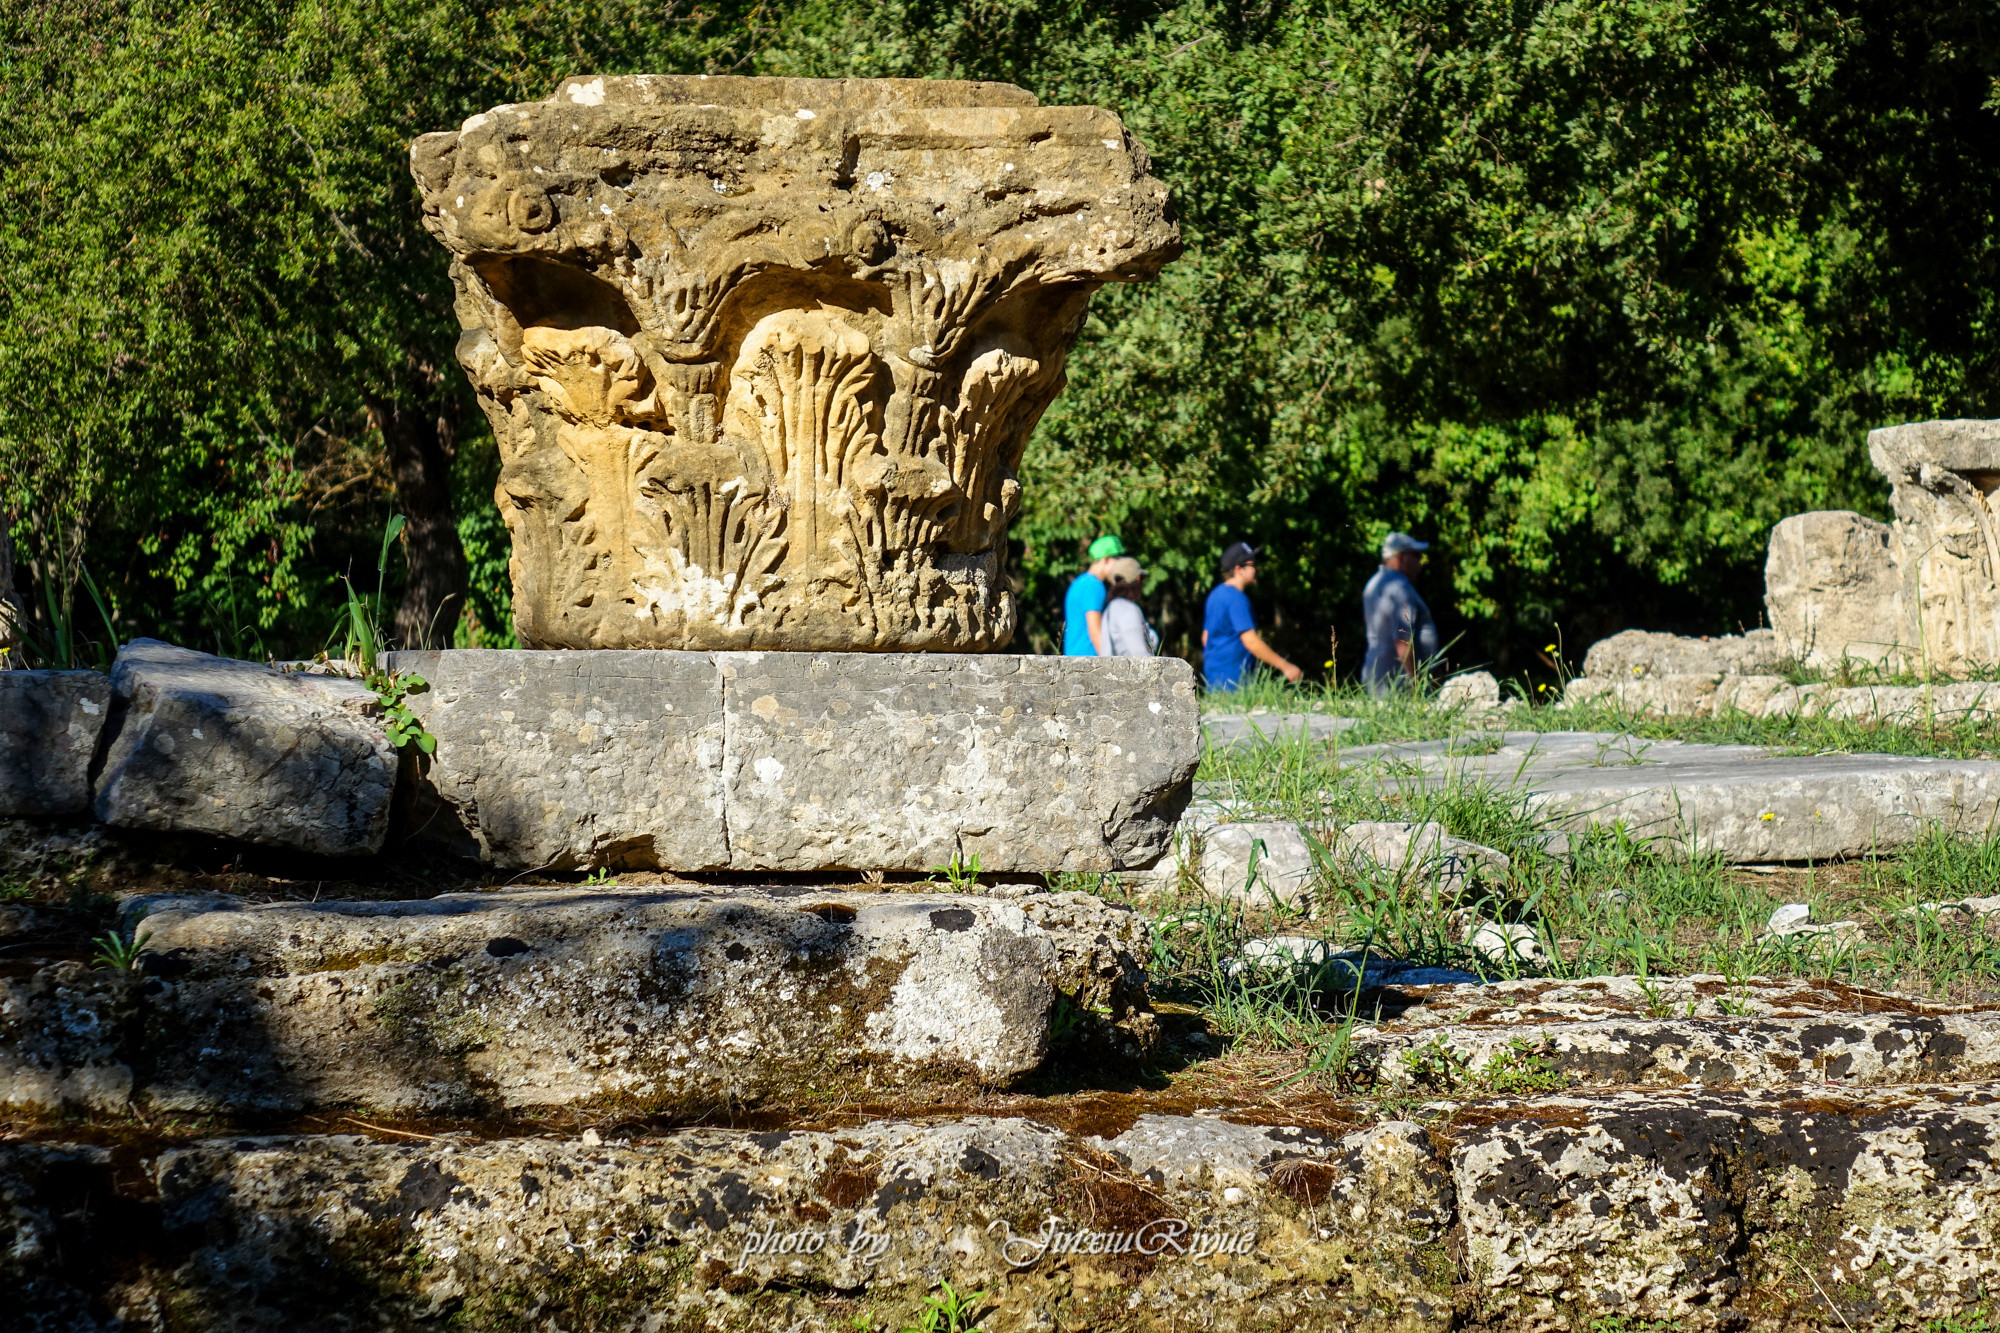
1096,556,1157,656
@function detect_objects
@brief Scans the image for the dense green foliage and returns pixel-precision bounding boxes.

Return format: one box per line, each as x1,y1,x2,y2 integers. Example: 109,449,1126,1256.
2,0,1995,676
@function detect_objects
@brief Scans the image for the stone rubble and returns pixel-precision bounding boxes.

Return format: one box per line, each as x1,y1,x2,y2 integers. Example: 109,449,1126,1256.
1563,670,2000,724
1583,417,2000,683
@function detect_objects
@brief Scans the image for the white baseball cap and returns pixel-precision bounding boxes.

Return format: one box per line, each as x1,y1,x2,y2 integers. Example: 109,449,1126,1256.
1382,532,1431,556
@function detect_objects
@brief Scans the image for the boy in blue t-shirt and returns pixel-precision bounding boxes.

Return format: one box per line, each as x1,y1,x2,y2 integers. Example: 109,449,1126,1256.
1202,542,1303,689
1063,535,1126,655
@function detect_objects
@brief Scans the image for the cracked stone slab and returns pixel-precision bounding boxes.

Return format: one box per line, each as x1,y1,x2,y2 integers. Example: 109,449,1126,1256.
1340,729,2000,860
386,649,1198,873
0,1113,1456,1333
0,670,110,817
1,886,1154,1117
1340,973,2000,1091
93,640,395,856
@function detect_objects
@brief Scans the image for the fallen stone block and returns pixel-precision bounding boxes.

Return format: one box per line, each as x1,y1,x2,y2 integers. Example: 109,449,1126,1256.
386,649,1198,873
1581,627,1787,679
1765,509,1903,669
1341,729,2000,861
0,670,110,817
1335,820,1510,893
1,886,1154,1116
1196,821,1318,904
1202,710,1361,750
93,640,395,857
1435,669,1502,712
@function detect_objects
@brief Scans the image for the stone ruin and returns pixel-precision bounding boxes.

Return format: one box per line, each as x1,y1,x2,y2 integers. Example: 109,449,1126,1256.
1570,417,2000,719
17,78,2000,1333
1769,418,2000,674
409,74,1178,651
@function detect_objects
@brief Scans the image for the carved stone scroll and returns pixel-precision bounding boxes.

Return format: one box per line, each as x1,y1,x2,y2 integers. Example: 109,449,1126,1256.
412,75,1178,650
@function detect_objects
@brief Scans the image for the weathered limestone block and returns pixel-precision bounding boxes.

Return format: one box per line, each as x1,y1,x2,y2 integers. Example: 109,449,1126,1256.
385,647,726,870
1,1115,1457,1333
1765,509,1902,667
1352,973,2000,1089
385,648,1198,872
1709,671,1791,715
1202,711,1362,749
1580,626,1787,678
1436,669,1502,711
1454,1088,2000,1328
93,640,395,856
1186,819,1507,907
411,75,1178,651
1198,822,1317,904
0,670,109,817
0,961,137,1112
1871,418,2000,675
1562,673,2000,724
5,886,1154,1116
1563,670,1725,717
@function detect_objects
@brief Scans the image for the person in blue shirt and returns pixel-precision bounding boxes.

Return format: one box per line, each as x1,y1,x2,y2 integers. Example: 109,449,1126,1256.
1202,542,1303,690
1362,532,1440,696
1063,534,1126,655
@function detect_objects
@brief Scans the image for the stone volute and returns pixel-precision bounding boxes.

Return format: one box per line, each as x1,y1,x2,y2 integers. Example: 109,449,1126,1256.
411,75,1179,650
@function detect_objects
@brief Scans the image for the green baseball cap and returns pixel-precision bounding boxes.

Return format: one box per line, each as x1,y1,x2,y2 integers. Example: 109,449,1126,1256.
1087,534,1126,560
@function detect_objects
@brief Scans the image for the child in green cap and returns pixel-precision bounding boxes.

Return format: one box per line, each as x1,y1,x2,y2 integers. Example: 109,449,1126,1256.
1063,535,1126,655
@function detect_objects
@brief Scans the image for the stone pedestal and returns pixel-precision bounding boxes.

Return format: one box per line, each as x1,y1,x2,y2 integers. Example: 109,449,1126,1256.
384,649,1197,873
411,75,1177,651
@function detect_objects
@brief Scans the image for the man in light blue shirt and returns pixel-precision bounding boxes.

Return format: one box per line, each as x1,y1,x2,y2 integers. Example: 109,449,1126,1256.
1202,542,1303,690
1063,534,1126,655
1362,532,1439,696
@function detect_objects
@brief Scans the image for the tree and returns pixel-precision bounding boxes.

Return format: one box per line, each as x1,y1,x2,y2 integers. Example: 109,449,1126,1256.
0,0,767,654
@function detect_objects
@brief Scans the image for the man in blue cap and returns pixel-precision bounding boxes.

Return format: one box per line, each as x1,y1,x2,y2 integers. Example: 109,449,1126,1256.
1202,542,1303,690
1063,535,1126,656
1362,532,1439,696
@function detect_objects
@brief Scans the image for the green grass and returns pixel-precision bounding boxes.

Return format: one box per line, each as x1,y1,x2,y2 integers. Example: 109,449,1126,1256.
1199,671,2000,759
1153,700,2000,1085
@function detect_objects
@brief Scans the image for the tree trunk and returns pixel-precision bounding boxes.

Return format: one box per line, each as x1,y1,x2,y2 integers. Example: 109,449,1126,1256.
367,397,466,650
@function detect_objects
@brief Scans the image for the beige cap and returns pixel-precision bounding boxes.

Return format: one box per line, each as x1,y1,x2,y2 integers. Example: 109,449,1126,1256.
1102,556,1143,584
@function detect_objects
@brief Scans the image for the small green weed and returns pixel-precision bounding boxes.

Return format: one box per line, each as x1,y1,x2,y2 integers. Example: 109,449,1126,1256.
932,852,982,890
369,669,435,754
1479,1036,1570,1094
581,867,619,886
90,928,150,970
900,1281,986,1333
